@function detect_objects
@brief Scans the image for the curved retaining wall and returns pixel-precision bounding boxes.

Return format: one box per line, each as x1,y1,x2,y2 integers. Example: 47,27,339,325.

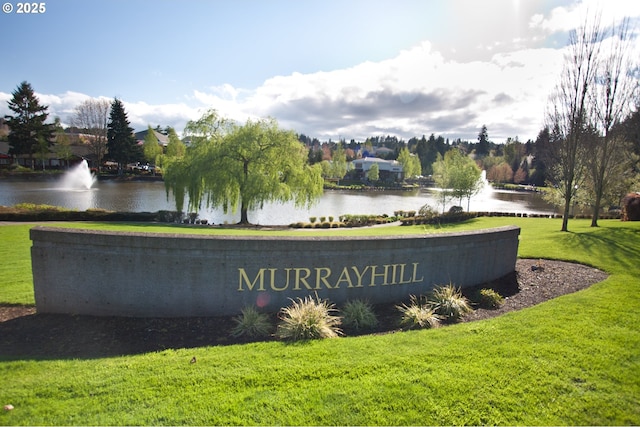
30,225,520,317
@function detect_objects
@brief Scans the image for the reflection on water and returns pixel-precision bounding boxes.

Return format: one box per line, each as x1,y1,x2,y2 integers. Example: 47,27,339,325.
0,179,556,225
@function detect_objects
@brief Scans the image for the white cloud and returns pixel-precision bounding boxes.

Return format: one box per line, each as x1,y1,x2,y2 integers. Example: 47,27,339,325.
530,0,640,33
122,100,200,133
0,41,569,142
196,40,566,142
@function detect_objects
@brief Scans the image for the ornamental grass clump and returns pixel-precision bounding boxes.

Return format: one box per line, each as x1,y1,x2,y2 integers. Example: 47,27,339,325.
231,306,273,338
431,284,473,322
477,288,505,309
396,295,441,330
276,295,342,341
341,299,378,331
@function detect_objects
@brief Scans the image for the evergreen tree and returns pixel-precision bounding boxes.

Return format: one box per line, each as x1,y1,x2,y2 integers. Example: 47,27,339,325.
476,125,490,157
4,81,54,166
106,98,138,174
416,135,437,175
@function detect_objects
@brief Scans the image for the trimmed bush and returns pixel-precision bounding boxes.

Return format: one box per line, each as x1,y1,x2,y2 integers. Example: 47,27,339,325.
396,295,441,330
276,295,342,341
341,300,378,331
231,306,273,338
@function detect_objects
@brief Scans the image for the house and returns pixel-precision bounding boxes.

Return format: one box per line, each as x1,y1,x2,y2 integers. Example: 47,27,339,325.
134,129,169,147
350,157,404,182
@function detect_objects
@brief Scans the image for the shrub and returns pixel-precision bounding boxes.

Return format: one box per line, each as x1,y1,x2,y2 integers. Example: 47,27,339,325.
430,284,473,322
477,288,504,309
418,203,439,220
341,300,378,331
231,306,273,338
340,214,379,227
156,210,184,223
396,295,441,330
276,295,342,341
309,216,317,223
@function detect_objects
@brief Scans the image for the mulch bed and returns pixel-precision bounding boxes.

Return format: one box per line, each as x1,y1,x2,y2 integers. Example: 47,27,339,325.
0,259,608,360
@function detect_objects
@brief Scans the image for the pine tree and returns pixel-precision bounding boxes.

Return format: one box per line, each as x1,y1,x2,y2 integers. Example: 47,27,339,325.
476,125,490,157
4,81,54,167
106,98,138,174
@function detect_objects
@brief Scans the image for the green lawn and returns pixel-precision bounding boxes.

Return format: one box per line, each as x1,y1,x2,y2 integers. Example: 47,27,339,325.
1,218,639,425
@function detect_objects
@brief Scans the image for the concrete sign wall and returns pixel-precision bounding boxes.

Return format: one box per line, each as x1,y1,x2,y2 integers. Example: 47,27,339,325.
30,225,520,317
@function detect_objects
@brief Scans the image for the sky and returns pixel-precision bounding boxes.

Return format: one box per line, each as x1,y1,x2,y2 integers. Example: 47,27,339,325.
1,0,639,143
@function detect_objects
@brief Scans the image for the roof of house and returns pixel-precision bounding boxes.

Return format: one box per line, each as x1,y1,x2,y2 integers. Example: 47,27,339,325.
134,129,170,146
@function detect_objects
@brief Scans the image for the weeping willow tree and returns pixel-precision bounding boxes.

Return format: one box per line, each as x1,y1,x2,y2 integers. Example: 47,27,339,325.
164,110,324,224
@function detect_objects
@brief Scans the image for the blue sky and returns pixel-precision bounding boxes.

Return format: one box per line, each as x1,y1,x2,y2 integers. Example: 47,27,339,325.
1,0,639,141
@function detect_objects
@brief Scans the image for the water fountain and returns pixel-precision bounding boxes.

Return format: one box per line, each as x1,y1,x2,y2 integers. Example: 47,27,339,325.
59,159,96,190
477,170,493,197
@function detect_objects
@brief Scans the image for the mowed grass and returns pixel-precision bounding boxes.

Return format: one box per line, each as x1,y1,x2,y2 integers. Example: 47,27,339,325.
0,218,639,425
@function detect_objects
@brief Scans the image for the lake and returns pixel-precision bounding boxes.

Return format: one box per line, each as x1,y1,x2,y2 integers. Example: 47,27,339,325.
0,177,556,225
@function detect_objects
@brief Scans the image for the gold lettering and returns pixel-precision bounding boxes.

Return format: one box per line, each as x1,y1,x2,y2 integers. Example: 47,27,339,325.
398,264,412,284
270,268,289,291
411,262,424,283
389,264,399,285
335,267,354,288
369,265,389,286
315,267,333,289
238,262,422,292
350,266,369,288
293,268,313,290
238,268,266,291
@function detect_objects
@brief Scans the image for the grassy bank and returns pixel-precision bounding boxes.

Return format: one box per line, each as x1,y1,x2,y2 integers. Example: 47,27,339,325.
1,218,639,425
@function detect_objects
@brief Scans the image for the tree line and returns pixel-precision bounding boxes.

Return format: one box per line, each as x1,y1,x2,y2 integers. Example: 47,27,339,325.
2,83,186,174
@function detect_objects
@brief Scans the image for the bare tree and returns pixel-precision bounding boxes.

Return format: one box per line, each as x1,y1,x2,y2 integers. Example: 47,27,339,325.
545,13,604,232
586,18,638,226
70,99,110,171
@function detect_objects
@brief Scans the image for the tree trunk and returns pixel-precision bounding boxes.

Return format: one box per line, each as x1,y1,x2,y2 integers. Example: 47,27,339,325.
238,161,251,224
591,192,602,227
239,198,249,224
561,182,572,232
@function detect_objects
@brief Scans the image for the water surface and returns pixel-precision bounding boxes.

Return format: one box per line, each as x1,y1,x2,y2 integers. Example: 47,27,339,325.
0,179,556,225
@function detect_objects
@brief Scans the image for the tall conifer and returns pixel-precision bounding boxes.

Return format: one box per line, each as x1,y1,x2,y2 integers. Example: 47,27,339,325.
106,98,138,174
4,81,54,166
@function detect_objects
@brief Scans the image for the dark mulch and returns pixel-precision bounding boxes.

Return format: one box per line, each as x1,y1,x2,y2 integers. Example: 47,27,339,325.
0,259,608,360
